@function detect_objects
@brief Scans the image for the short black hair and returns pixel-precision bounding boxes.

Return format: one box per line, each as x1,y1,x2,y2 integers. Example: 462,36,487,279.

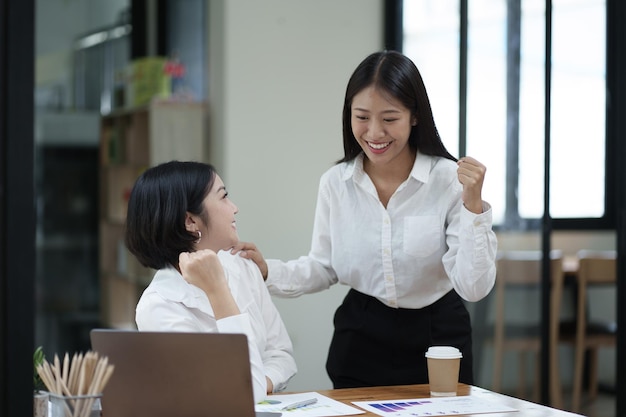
124,161,216,269
339,50,456,163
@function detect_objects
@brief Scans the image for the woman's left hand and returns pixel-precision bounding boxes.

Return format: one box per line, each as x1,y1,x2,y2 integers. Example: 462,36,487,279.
230,241,268,280
457,156,486,214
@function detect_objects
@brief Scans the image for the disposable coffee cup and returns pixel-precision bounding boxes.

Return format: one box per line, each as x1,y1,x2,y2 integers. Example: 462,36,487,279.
425,346,462,396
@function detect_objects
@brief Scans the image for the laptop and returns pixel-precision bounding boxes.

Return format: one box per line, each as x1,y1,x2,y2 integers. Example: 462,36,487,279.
90,329,281,417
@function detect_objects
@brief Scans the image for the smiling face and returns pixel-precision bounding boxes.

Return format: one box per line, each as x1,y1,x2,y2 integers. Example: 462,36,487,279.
186,174,239,252
351,85,416,169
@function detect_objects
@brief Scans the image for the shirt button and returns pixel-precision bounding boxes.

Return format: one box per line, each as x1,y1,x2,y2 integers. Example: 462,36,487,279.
386,276,393,282
389,300,397,307
384,218,390,225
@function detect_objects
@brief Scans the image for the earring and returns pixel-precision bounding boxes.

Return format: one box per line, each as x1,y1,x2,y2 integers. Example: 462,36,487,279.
195,231,202,244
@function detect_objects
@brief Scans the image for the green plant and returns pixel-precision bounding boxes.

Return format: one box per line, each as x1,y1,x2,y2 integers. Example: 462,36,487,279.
33,346,46,392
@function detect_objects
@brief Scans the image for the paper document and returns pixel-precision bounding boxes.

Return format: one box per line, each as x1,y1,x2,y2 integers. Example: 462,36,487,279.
257,391,365,416
352,395,517,416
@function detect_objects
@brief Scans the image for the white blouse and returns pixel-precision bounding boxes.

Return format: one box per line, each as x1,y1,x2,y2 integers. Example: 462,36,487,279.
136,251,297,403
266,152,498,309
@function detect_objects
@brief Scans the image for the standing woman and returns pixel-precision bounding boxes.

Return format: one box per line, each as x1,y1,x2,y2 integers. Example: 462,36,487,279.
125,161,296,402
234,51,497,388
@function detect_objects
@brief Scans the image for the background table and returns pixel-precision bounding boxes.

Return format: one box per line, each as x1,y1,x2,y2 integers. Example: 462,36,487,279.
314,383,584,416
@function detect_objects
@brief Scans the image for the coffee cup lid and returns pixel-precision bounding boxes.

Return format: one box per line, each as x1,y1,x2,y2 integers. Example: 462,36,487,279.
425,346,462,359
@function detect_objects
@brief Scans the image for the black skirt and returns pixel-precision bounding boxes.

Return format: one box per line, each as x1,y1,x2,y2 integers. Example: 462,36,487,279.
326,288,473,389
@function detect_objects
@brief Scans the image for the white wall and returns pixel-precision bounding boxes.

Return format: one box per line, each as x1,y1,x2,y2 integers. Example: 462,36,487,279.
207,0,384,390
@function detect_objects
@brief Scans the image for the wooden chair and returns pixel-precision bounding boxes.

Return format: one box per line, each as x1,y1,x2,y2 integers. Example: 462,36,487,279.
492,250,564,407
571,249,617,412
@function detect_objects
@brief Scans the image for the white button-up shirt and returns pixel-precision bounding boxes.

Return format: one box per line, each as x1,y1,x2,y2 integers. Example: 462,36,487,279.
136,251,297,402
266,152,497,309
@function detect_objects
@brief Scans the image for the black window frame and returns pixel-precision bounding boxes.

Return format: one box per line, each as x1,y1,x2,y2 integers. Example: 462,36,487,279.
0,0,35,416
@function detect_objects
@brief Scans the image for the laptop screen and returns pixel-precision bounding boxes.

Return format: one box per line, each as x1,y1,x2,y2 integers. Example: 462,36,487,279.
90,329,258,417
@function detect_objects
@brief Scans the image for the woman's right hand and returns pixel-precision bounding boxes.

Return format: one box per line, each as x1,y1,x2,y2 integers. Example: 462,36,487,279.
230,241,269,280
179,250,228,294
179,250,240,319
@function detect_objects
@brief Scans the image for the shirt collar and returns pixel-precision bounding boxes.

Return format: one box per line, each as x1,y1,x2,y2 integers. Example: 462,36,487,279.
411,151,433,183
341,151,434,183
340,154,361,181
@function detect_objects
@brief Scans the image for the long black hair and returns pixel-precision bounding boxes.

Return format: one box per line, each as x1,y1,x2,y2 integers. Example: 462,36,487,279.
339,50,456,163
124,161,216,269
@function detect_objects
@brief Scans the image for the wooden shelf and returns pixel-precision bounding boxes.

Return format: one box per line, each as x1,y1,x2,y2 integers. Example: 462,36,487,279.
98,100,208,328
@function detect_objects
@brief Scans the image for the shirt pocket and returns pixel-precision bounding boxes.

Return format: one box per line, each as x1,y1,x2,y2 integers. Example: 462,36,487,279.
403,215,442,258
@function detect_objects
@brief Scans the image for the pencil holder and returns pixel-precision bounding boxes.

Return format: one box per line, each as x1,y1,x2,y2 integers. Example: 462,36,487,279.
49,393,102,417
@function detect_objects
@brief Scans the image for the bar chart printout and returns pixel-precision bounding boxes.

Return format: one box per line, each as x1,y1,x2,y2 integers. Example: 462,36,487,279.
352,395,517,416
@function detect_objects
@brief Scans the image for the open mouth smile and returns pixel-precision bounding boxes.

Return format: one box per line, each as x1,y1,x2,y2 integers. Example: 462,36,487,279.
367,141,392,151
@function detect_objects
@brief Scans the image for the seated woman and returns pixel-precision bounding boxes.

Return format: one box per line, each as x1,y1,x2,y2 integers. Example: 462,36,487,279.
125,160,296,402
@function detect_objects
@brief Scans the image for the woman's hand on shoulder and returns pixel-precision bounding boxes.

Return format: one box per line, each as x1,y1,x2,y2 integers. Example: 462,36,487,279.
457,156,486,214
230,241,269,280
179,250,228,294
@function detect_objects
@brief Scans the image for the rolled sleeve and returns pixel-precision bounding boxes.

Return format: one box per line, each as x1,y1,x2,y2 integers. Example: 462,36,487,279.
217,313,268,403
448,202,497,301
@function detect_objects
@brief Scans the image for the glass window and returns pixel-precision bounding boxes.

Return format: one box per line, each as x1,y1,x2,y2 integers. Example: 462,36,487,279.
403,0,607,227
550,0,606,219
466,0,509,225
403,0,460,157
518,0,547,219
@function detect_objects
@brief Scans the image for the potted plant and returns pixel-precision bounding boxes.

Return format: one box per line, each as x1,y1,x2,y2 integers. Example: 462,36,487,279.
33,346,48,417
